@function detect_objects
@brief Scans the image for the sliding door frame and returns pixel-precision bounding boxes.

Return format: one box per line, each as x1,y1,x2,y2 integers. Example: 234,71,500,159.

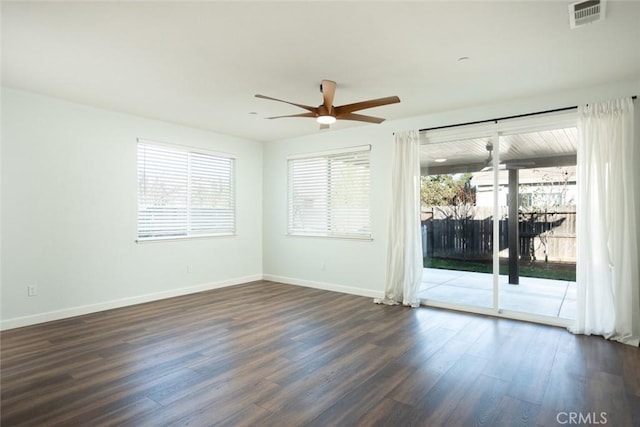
420,111,577,327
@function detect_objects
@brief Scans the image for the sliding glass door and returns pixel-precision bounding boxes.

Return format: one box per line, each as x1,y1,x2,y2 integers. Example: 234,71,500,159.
418,114,577,325
497,128,577,320
419,135,495,309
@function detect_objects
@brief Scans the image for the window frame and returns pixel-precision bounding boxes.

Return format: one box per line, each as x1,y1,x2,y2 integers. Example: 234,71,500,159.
136,138,236,242
287,145,372,240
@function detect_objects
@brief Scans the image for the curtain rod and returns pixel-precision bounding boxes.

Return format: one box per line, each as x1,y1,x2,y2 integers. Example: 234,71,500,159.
420,95,637,133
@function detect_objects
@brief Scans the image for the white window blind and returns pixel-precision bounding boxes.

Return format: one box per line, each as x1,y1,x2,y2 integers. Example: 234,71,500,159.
288,145,371,239
137,140,235,240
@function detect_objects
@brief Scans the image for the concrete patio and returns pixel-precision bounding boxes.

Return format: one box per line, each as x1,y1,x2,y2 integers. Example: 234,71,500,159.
419,267,576,319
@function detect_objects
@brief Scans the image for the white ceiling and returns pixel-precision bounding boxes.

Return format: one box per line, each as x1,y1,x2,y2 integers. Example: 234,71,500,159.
2,1,640,142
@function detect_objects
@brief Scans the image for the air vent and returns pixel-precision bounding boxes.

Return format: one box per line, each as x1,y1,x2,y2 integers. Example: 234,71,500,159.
569,0,606,29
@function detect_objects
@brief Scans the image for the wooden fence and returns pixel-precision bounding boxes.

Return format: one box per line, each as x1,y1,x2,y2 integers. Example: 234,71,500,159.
422,207,576,263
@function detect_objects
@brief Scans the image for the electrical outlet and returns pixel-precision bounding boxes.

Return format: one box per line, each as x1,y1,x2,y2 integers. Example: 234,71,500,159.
320,262,326,271
187,265,193,273
27,285,38,297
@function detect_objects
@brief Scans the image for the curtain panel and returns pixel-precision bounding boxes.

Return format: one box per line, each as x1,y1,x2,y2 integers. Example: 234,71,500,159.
375,130,423,307
571,97,639,346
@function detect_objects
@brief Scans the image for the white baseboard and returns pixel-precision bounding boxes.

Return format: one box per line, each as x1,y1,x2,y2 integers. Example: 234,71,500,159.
1,274,382,331
262,274,384,299
0,274,262,331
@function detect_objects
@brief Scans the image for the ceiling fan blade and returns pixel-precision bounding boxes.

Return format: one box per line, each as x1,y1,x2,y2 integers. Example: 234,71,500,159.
321,80,336,114
336,113,385,124
334,96,400,115
266,112,317,119
255,94,318,113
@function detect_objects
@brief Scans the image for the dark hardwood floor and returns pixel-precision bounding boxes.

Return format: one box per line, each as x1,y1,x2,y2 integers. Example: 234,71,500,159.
1,281,638,426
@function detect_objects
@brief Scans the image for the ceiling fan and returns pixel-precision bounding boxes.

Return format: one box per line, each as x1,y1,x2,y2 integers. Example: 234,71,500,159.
255,79,401,129
481,141,534,171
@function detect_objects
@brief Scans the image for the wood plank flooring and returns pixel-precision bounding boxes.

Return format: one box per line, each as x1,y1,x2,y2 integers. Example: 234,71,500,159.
1,280,638,426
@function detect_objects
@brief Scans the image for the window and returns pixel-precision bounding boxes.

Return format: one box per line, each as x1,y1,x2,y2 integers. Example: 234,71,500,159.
288,145,371,239
137,139,235,240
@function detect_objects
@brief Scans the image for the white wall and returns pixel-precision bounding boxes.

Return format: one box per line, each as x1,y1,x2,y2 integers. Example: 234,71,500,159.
1,88,263,328
262,78,640,297
262,124,394,298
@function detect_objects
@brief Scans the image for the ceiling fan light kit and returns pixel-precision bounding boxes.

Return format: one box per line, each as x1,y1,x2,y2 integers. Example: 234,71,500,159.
317,115,336,125
255,79,400,129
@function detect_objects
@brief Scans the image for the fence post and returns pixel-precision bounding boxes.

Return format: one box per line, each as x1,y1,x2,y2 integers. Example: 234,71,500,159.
422,223,427,258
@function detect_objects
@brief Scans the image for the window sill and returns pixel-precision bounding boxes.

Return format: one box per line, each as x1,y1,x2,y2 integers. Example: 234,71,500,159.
136,233,236,243
286,233,373,242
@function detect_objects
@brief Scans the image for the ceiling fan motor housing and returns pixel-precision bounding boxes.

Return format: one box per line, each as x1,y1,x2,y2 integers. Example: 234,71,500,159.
317,104,332,116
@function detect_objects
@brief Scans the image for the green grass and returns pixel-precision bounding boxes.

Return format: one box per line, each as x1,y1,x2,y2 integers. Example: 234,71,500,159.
424,257,576,282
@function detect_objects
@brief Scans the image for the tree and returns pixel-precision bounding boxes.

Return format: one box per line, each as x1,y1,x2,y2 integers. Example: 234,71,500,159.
518,167,574,263
421,173,476,218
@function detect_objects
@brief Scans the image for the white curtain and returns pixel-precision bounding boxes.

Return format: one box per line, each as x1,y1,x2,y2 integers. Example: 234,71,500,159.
570,97,639,346
375,130,423,307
